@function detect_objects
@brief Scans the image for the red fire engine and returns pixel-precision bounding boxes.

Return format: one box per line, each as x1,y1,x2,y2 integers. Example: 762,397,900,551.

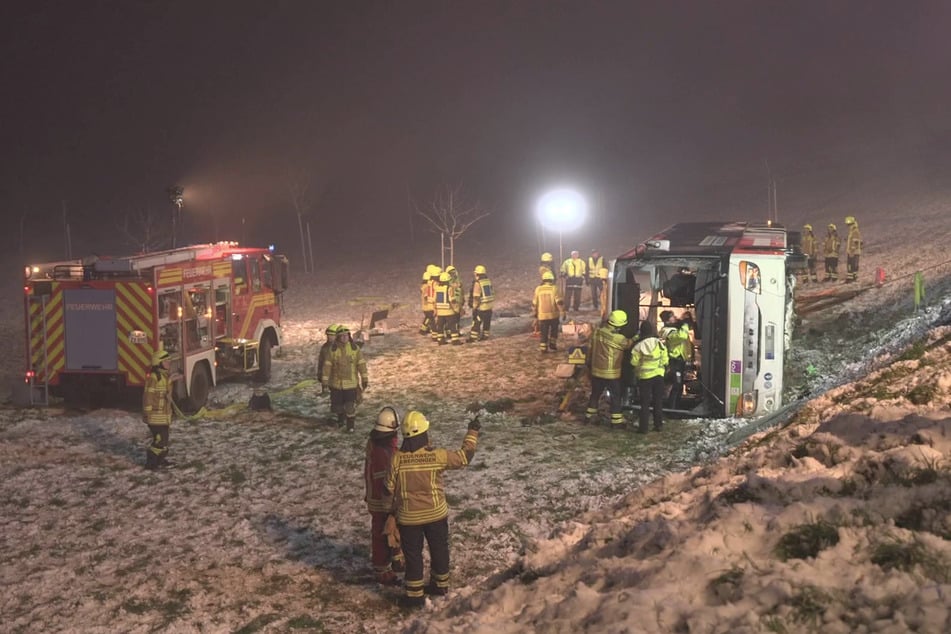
23,242,289,410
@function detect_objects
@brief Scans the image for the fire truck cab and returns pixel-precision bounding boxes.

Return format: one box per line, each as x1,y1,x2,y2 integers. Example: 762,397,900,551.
23,242,289,411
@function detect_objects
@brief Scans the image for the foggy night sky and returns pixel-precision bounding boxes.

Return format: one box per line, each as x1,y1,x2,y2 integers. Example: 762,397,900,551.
2,1,950,260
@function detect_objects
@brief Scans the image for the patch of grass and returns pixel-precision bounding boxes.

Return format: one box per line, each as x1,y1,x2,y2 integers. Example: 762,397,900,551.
897,340,927,361
789,584,829,625
707,566,744,605
870,539,951,582
761,615,788,633
226,464,247,486
457,507,486,521
49,497,68,508
717,484,760,505
907,383,936,405
286,614,327,630
895,497,951,539
234,613,281,634
775,520,839,561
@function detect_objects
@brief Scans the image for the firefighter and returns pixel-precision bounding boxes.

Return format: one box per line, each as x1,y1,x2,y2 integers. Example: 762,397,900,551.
316,324,338,384
560,250,586,312
539,252,555,280
446,265,465,332
365,406,405,585
321,325,368,432
587,249,605,311
419,267,436,335
468,264,494,342
432,271,462,345
844,215,862,283
800,224,819,284
660,310,692,409
823,223,841,282
630,321,668,433
142,349,179,469
532,270,566,352
584,310,633,429
384,411,480,608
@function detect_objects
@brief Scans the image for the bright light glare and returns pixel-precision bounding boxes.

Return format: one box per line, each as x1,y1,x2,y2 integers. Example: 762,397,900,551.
536,188,588,232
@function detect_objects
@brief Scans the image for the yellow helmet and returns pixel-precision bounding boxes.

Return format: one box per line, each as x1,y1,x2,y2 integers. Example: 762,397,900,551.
151,349,170,366
402,410,430,437
446,265,457,275
607,310,628,328
828,223,837,231
541,270,555,282
540,252,553,263
422,271,431,281
324,324,338,336
374,406,400,433
430,266,442,277
473,264,487,275
439,271,451,282
845,215,856,225
803,223,813,231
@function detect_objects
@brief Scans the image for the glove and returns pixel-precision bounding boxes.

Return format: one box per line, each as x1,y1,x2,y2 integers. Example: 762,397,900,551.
467,416,481,431
362,378,369,390
384,514,400,548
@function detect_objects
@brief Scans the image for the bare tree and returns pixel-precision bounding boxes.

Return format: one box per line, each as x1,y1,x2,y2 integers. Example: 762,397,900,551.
287,169,315,273
116,207,169,253
414,184,491,267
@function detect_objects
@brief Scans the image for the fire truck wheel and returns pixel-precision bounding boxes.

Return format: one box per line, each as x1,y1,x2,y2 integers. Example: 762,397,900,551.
255,337,273,382
182,363,211,413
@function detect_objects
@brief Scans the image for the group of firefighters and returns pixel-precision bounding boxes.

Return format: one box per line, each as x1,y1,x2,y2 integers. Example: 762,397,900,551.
800,215,863,283
418,264,495,345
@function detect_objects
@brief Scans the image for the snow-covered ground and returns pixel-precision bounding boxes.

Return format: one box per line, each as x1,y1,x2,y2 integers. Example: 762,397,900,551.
2,158,951,632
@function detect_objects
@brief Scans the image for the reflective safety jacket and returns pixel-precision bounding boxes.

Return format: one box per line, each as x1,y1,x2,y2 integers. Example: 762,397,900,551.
801,231,817,258
630,336,669,380
365,432,398,513
420,280,435,312
470,276,494,311
560,257,586,279
823,231,841,258
385,429,479,525
661,323,692,360
532,282,565,320
588,255,604,277
322,341,368,390
434,281,460,317
589,325,632,379
316,340,333,382
846,223,863,256
143,369,172,425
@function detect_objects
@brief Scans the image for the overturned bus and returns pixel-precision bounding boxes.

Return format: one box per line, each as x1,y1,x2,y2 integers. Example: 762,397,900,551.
611,221,803,419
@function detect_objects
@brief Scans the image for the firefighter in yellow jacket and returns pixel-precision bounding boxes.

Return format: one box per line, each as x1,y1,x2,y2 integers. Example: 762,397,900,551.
585,310,633,429
823,223,841,282
630,321,669,433
468,264,494,342
321,325,368,432
142,349,180,469
385,411,480,608
419,266,437,335
800,224,818,284
432,271,462,345
844,215,862,283
532,270,566,352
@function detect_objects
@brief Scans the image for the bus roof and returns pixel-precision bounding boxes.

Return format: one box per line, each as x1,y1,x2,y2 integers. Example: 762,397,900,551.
616,221,788,260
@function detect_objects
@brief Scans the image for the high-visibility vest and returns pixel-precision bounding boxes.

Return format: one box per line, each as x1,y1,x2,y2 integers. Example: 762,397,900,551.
631,337,668,380
532,283,564,320
472,277,494,310
590,326,631,379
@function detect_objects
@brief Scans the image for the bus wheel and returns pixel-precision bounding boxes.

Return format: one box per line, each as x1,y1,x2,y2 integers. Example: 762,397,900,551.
255,336,272,382
183,363,211,413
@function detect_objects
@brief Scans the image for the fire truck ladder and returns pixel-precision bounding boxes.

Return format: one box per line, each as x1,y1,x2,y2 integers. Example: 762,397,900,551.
28,294,51,406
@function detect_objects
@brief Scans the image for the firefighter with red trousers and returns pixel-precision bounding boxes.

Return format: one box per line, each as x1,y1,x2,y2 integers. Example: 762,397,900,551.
385,411,480,608
364,406,406,585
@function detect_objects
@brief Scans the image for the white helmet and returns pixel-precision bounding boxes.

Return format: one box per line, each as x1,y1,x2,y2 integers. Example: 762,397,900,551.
374,406,400,433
